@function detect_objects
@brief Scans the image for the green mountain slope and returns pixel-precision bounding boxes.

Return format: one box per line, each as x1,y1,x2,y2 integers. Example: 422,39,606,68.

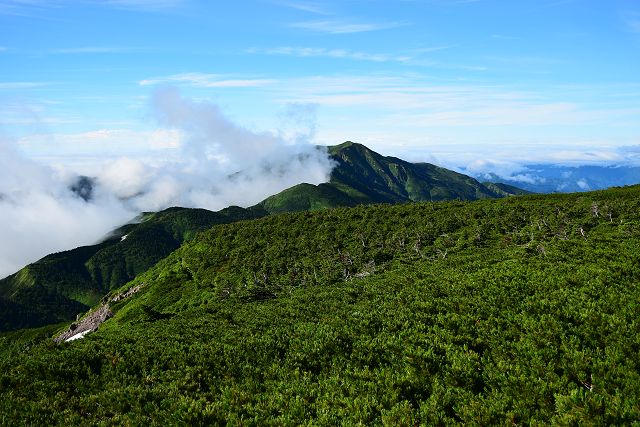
482,181,533,197
1,186,639,424
257,182,359,214
0,206,266,331
258,141,525,213
1,142,523,332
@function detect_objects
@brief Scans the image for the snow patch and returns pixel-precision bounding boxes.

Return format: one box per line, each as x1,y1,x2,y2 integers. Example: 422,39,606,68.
65,330,91,342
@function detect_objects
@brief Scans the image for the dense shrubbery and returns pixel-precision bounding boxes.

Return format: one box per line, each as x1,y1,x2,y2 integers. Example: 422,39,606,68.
1,186,640,424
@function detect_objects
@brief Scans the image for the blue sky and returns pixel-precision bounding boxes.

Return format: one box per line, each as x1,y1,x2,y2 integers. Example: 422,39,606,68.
1,0,640,276
1,0,640,169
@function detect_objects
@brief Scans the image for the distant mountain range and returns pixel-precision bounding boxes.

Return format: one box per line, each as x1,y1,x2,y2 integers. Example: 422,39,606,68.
0,142,527,331
473,164,640,193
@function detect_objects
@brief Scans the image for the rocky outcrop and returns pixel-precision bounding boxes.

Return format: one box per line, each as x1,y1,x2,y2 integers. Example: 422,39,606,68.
54,283,144,343
54,305,113,343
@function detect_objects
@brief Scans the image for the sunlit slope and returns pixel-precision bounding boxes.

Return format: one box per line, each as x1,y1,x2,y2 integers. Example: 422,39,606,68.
2,186,639,424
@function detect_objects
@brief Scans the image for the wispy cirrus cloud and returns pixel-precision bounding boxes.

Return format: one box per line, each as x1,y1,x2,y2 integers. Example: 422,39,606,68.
275,1,331,15
0,0,186,15
48,46,140,54
139,72,274,88
262,74,640,161
250,46,411,63
420,0,482,5
0,81,56,89
97,0,187,10
290,19,407,34
282,75,640,126
0,0,59,16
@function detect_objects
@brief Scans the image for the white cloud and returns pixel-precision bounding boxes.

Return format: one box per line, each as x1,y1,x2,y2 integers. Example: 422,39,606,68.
139,73,274,88
254,46,411,63
290,19,407,34
90,88,334,212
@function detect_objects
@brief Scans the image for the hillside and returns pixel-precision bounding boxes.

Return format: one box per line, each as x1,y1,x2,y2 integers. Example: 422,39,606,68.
1,185,639,424
0,142,522,332
258,141,525,214
0,206,266,331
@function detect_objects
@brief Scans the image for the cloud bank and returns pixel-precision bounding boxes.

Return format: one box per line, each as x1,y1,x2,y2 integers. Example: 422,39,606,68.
0,87,333,278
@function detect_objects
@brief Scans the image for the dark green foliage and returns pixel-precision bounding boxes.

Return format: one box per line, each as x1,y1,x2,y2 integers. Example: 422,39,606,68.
0,206,266,332
1,185,640,424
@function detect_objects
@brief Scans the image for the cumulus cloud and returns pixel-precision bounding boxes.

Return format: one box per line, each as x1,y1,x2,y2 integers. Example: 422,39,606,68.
0,135,134,278
0,87,334,278
103,87,333,211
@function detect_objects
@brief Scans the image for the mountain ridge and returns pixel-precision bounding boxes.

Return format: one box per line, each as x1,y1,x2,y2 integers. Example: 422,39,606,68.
258,141,527,214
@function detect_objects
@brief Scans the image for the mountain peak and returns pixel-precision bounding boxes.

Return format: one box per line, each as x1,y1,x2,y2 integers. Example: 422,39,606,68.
328,141,364,155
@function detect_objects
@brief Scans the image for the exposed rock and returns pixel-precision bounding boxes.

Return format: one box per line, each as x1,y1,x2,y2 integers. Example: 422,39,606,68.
110,283,144,303
54,283,144,343
54,304,113,343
